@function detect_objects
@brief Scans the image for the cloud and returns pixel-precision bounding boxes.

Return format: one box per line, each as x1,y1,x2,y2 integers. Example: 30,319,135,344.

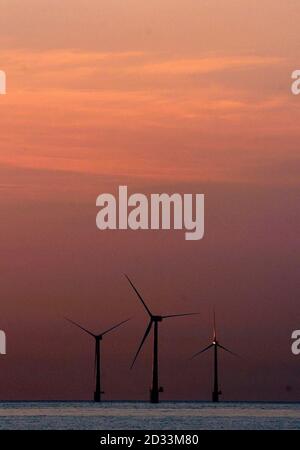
127,55,283,76
0,48,297,189
1,49,283,91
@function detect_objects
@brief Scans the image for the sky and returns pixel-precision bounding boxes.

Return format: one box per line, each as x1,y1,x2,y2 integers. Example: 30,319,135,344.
0,0,299,401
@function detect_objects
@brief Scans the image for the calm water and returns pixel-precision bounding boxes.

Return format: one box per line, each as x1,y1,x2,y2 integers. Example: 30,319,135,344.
0,402,299,430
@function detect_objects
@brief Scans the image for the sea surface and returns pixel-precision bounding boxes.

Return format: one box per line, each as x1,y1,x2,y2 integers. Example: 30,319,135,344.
0,402,299,430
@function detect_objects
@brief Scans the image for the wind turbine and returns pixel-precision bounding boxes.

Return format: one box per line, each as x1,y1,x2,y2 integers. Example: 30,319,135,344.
66,317,130,402
191,311,237,402
125,274,198,403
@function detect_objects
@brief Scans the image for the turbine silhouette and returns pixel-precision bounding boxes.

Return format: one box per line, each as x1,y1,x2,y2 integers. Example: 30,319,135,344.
191,310,238,402
125,274,198,403
66,317,130,402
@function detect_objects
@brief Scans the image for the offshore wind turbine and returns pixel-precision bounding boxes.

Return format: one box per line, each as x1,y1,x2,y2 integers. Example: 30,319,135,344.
191,311,237,402
66,317,130,402
125,274,198,403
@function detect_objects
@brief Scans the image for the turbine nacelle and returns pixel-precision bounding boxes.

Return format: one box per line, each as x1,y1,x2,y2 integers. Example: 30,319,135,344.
152,315,163,322
191,311,239,403
125,274,199,374
65,316,130,402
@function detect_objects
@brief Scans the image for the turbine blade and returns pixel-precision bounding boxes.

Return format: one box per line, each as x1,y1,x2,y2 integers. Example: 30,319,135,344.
213,309,217,341
218,343,240,357
124,274,152,317
162,312,199,319
131,320,153,369
65,317,96,337
101,318,131,337
190,343,213,359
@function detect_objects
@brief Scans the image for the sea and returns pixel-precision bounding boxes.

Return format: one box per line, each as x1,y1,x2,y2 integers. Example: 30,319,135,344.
0,402,299,430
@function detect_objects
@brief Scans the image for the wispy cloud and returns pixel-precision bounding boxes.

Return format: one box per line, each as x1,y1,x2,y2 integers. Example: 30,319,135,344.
127,55,283,76
0,48,297,189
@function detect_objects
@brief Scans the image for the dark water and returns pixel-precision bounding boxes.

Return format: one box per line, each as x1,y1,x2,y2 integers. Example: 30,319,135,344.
0,402,299,430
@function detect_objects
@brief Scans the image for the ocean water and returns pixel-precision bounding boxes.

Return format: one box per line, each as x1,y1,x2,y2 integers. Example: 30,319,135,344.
0,402,299,430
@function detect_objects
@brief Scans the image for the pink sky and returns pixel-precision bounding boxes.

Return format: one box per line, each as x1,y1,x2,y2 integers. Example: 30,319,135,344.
0,1,299,401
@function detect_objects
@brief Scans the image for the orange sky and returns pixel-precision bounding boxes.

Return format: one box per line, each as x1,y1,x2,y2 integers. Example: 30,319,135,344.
1,1,300,191
0,1,299,401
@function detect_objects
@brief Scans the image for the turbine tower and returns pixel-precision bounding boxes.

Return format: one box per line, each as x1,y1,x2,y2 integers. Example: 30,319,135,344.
125,274,198,403
191,311,237,402
66,317,130,402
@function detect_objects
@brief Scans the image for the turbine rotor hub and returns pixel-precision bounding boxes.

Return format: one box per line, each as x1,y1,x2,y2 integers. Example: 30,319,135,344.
153,316,163,322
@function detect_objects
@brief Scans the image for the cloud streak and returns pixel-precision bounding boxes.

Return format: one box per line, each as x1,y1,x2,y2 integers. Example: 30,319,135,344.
0,48,297,189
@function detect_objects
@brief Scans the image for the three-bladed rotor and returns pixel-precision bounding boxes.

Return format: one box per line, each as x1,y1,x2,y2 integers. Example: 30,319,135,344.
191,310,238,359
125,274,199,369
